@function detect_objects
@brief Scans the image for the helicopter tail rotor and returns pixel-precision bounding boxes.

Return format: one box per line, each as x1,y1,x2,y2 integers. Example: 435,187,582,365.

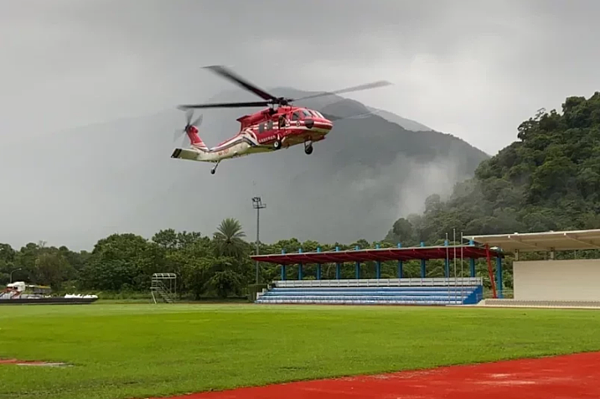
174,109,204,147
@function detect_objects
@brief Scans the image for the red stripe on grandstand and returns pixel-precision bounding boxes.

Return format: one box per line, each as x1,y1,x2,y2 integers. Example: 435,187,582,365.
250,245,502,265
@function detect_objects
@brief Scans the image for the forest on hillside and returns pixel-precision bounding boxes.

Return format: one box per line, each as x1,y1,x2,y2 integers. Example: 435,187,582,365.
386,92,600,245
3,92,600,298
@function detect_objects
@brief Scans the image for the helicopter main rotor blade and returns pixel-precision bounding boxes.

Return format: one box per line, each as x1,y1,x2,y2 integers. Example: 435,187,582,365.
292,80,393,102
204,65,278,102
318,98,384,122
321,109,382,122
177,100,271,110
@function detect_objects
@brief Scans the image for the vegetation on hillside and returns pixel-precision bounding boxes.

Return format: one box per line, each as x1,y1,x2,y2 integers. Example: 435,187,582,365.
385,92,600,245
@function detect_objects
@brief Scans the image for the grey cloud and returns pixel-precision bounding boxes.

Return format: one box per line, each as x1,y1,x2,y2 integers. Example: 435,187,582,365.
1,0,600,248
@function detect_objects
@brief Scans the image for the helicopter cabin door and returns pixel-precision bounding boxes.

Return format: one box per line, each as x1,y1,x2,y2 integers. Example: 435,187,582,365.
256,118,275,143
290,110,302,127
278,113,286,130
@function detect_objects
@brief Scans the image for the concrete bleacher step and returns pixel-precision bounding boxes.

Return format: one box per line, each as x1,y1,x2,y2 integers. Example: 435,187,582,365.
267,287,477,290
256,298,464,305
261,294,469,301
265,290,474,297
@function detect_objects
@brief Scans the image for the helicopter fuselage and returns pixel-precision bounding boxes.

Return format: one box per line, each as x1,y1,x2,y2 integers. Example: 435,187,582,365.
170,106,333,170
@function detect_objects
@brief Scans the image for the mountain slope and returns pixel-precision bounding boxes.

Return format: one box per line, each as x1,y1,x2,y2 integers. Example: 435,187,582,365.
0,88,488,250
385,92,600,245
365,106,432,132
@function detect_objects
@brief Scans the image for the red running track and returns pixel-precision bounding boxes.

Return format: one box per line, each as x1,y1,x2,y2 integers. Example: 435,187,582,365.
154,351,600,399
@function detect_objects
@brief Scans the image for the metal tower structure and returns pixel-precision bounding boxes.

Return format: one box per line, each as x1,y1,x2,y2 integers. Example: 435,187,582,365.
150,273,177,304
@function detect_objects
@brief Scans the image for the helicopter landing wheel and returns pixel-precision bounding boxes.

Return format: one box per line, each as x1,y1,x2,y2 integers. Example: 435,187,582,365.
304,144,313,155
273,139,282,150
211,161,220,175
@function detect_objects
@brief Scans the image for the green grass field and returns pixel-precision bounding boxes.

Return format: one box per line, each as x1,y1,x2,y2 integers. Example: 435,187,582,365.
2,303,600,399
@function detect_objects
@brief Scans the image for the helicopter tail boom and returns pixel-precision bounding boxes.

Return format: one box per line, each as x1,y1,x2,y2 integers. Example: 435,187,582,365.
170,147,218,163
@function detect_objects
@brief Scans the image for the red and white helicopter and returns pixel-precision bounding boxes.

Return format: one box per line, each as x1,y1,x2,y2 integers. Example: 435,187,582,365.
172,65,391,174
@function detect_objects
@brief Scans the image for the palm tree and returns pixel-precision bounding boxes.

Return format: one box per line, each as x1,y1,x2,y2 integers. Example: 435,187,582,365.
213,218,246,259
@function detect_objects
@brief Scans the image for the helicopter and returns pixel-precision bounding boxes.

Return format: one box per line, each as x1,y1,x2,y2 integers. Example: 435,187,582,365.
172,65,392,174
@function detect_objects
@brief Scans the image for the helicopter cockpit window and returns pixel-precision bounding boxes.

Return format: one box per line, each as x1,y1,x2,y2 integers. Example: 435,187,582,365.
302,110,312,118
266,120,273,130
291,112,300,121
258,123,264,133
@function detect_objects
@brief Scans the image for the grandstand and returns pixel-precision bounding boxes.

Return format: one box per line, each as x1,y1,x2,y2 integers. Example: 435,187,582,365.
251,242,503,306
256,278,483,305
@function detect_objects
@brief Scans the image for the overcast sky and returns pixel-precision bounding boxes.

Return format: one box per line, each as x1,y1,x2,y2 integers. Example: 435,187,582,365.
3,0,599,154
2,0,600,249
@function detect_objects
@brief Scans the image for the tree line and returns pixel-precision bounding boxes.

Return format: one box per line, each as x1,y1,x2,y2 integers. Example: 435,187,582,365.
0,217,507,299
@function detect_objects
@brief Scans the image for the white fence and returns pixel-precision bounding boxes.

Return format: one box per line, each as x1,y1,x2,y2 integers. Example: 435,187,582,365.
483,299,600,308
274,277,483,288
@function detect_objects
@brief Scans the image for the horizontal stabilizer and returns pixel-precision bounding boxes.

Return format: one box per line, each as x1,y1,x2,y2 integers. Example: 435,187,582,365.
170,148,202,161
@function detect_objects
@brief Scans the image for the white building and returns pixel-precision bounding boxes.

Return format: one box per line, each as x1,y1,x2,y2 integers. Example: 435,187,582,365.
466,229,600,307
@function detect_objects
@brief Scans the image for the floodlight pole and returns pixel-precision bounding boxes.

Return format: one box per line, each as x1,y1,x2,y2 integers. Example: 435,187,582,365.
252,197,266,285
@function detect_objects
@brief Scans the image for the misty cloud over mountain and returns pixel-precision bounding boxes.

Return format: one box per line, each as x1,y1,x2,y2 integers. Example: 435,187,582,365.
1,88,488,250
